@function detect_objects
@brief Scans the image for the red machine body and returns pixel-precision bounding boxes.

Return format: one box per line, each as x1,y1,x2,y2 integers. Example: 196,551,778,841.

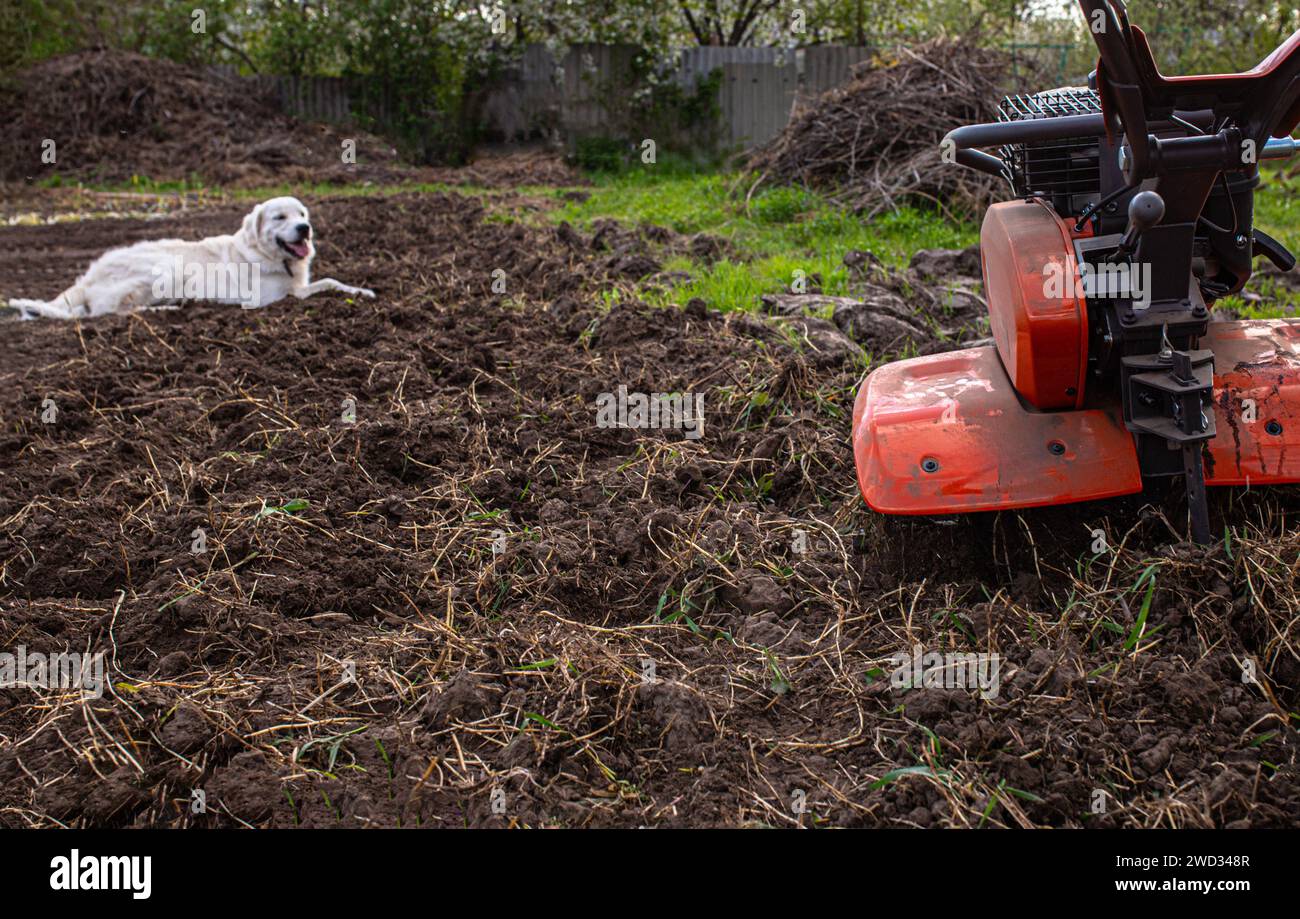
852,197,1141,515
1202,320,1300,486
851,345,1141,514
852,320,1300,514
981,199,1091,411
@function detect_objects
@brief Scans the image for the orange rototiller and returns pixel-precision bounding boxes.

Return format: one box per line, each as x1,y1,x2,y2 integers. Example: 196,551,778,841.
852,0,1300,543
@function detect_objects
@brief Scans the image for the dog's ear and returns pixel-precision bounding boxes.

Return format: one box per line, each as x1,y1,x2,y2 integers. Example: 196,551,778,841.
239,203,265,248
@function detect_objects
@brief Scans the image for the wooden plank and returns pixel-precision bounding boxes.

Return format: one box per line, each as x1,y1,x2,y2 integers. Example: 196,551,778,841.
722,59,796,151
803,45,871,97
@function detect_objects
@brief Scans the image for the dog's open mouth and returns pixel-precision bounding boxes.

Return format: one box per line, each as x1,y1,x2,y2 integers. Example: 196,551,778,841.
278,238,311,260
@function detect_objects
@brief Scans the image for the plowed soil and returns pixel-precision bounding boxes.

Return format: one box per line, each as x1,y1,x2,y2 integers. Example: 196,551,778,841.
0,191,1296,828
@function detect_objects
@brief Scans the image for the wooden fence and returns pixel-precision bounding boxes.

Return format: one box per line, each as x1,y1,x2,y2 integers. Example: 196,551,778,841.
244,42,1073,154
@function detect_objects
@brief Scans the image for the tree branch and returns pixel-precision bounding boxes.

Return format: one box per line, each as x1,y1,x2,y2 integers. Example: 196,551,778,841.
215,33,259,74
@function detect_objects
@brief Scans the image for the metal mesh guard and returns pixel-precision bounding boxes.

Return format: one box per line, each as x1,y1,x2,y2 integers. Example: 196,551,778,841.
998,87,1102,122
997,88,1103,200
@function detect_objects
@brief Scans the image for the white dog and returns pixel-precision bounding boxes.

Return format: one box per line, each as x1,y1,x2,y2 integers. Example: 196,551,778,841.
7,196,374,320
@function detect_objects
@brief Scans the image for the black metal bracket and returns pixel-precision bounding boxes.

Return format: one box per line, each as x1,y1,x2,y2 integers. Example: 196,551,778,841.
1121,347,1216,543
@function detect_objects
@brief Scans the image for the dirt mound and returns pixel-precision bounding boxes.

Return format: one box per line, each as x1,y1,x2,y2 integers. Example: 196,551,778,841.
421,149,582,189
0,50,406,186
759,243,988,355
0,195,1296,828
746,41,1021,217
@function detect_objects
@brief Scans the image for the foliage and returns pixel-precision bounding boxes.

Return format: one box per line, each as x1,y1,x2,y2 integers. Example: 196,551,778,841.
332,0,488,164
7,0,1300,165
573,136,629,172
245,0,348,76
10,1,1300,84
0,0,247,75
508,0,679,51
1039,0,1300,81
0,0,83,73
593,54,725,160
239,0,504,163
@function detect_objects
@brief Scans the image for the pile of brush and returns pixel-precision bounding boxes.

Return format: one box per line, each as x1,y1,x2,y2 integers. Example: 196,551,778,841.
747,40,1030,217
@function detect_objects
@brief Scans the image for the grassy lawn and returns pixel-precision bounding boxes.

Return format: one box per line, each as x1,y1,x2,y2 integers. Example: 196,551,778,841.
549,166,977,312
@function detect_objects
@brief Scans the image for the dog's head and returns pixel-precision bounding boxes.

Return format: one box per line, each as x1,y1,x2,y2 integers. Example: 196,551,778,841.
239,196,314,263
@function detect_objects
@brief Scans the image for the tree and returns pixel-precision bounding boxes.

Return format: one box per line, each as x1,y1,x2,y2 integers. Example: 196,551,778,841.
675,0,782,45
0,0,84,73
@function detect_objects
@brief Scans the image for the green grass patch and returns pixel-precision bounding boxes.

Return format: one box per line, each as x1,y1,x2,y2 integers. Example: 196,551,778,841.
1219,163,1300,318
550,167,977,312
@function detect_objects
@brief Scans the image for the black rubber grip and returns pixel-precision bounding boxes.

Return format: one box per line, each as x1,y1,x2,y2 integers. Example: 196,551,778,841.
1254,228,1297,271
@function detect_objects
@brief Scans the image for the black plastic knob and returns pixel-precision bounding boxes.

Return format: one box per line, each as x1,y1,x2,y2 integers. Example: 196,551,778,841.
1127,190,1165,233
